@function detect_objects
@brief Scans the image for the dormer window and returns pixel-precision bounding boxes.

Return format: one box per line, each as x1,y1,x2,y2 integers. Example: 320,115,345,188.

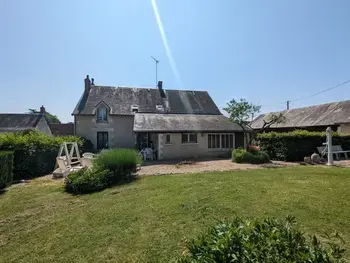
131,105,139,113
97,106,108,122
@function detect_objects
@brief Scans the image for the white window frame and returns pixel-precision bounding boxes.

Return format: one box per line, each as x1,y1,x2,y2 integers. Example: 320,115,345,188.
97,106,108,122
181,133,198,144
131,105,139,113
207,133,234,149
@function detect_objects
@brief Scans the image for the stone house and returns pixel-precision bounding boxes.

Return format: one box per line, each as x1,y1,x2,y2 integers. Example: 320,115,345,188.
72,75,246,160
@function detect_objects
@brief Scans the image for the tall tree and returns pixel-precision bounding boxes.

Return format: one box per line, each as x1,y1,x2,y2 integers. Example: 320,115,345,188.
28,109,61,124
223,98,285,146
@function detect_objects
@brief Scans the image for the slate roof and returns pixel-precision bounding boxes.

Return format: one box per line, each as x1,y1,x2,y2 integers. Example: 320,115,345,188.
251,100,350,129
134,113,244,132
49,123,74,136
72,86,221,115
0,114,42,129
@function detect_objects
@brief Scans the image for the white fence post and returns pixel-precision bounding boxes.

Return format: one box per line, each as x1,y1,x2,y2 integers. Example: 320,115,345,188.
326,127,333,166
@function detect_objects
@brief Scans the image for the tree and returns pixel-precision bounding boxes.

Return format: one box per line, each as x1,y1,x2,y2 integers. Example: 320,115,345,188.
223,98,285,146
28,109,61,124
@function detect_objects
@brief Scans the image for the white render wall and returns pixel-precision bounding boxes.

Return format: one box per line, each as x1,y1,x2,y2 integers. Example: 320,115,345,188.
158,133,236,160
75,115,135,148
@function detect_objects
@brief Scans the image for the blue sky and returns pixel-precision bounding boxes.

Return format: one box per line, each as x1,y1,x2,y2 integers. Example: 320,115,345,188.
1,0,350,122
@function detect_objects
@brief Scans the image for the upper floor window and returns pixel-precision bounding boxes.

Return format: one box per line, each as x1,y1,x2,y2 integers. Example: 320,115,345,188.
97,106,108,122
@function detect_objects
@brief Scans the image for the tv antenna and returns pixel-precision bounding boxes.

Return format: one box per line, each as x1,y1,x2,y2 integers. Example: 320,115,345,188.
151,56,159,87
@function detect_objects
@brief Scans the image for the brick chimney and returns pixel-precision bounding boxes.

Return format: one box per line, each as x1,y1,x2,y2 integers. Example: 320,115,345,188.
40,105,46,114
84,75,91,93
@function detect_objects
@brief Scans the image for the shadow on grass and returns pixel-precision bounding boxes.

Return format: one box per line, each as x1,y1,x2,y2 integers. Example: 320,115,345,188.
65,174,140,196
0,189,7,196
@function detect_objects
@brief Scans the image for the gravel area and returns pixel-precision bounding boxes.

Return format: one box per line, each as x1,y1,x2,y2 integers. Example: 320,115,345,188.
137,159,298,176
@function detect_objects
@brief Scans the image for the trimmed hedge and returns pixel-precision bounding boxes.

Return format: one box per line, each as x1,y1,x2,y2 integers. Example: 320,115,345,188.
0,151,14,189
232,148,270,164
0,130,84,180
178,216,345,262
65,167,109,194
257,130,350,161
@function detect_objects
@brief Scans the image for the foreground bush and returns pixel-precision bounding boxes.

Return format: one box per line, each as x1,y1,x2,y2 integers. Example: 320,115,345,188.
0,151,14,189
257,130,350,161
178,217,345,262
232,147,270,164
0,130,84,180
65,167,109,194
94,149,142,185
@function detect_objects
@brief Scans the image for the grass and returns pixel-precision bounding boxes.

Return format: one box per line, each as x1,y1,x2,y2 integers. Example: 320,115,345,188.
0,166,350,262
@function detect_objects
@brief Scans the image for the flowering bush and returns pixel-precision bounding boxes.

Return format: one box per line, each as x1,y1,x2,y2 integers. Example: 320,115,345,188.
248,145,260,154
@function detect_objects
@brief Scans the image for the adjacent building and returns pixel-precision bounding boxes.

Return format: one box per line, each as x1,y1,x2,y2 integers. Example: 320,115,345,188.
251,100,350,133
0,106,52,135
49,123,74,136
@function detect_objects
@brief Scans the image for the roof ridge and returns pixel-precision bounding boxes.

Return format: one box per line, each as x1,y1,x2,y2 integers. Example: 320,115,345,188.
93,85,157,90
262,99,350,115
0,113,40,116
92,85,208,92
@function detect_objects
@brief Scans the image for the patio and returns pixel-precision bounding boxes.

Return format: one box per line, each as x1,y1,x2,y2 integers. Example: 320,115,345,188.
137,158,298,176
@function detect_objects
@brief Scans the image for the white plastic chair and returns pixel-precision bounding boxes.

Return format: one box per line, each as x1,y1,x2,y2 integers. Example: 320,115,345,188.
81,157,94,168
82,152,96,159
56,157,82,177
144,148,154,160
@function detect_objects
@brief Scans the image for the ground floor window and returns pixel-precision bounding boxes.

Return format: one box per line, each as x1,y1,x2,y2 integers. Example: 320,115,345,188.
97,132,109,149
165,134,171,144
182,133,197,143
208,134,234,149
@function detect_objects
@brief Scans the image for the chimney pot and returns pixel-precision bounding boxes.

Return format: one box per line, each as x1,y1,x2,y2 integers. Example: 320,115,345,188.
91,78,95,85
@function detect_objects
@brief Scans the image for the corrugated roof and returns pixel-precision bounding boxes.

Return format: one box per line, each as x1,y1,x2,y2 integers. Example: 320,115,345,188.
0,114,42,129
72,86,221,115
251,100,350,129
133,113,244,132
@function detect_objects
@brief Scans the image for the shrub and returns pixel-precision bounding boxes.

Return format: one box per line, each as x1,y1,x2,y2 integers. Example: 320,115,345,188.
81,137,95,153
178,217,345,263
94,149,142,185
65,167,109,194
0,130,83,180
232,148,270,164
257,130,350,161
0,151,14,190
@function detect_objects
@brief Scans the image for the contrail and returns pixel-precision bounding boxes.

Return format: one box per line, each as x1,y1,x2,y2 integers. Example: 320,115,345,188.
151,0,183,87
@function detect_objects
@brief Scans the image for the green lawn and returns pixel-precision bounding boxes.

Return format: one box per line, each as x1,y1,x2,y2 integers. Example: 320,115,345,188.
1,166,350,262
